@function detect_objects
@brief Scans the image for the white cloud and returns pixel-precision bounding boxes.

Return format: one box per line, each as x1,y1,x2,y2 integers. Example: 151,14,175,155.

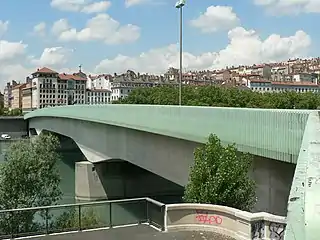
95,27,311,73
51,14,140,44
29,47,74,67
190,6,240,33
0,41,28,89
0,46,74,89
0,64,32,85
0,20,9,36
50,0,111,13
33,22,46,36
82,1,111,13
254,0,320,14
125,0,149,7
0,40,27,61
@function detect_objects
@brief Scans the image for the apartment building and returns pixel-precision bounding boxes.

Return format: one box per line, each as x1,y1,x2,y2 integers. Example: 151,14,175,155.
11,83,27,109
247,79,320,93
29,67,86,109
3,80,18,109
0,92,3,108
86,89,111,104
21,82,34,111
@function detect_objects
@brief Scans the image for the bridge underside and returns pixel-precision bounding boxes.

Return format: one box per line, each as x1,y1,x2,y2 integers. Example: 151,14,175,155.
29,117,294,216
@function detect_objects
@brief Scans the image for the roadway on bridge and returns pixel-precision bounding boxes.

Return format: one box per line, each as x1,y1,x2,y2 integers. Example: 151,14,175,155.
35,225,235,240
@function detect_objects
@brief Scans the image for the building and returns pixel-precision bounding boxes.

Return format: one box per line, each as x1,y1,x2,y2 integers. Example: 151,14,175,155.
110,70,179,101
86,89,111,104
29,67,87,109
86,70,178,103
58,73,87,105
0,92,3,108
247,79,320,93
3,80,18,109
21,82,34,111
11,83,27,109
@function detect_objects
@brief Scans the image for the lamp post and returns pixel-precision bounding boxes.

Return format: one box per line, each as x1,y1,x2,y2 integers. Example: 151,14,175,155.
175,0,185,106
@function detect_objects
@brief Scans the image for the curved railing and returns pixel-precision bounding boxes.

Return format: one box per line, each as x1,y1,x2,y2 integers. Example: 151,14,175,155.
165,204,286,240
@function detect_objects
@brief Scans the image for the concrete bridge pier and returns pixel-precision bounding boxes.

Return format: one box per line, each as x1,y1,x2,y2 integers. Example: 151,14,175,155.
75,160,184,202
75,161,108,201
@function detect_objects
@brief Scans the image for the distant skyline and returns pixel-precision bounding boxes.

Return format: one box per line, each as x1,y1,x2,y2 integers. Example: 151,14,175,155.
0,0,319,89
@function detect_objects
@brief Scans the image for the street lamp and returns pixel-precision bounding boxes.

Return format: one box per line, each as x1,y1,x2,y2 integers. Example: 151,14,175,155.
175,0,185,106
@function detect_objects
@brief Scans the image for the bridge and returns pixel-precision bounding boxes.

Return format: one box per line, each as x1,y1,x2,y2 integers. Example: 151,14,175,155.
24,105,320,240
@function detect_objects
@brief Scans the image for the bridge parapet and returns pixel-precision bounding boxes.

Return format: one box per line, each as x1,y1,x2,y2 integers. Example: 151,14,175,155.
166,203,286,239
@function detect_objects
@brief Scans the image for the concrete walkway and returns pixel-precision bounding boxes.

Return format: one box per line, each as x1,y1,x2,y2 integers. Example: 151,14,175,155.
34,225,235,240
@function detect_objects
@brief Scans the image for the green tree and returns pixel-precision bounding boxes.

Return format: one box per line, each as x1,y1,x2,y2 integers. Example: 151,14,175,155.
116,85,320,109
8,108,23,116
183,134,256,211
0,133,62,234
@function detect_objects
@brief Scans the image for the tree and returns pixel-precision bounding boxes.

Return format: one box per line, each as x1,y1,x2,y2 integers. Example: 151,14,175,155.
0,133,62,235
183,134,256,211
116,85,320,109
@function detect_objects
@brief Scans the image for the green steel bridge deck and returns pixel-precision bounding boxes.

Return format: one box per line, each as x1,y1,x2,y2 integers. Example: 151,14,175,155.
25,105,320,240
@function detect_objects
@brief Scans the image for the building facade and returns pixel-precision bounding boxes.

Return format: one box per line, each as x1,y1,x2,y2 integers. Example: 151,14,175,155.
21,82,33,111
27,67,87,109
0,92,3,108
3,80,18,109
248,79,320,93
86,89,111,104
11,83,27,109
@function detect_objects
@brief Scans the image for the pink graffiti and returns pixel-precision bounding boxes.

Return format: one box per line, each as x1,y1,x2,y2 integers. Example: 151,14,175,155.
195,210,222,225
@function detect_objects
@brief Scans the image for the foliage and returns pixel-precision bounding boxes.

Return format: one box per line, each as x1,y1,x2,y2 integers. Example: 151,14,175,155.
0,108,23,116
115,85,320,109
183,134,256,211
54,208,102,230
0,133,62,234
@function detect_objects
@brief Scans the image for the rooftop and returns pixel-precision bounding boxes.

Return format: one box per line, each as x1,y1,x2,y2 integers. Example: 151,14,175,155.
33,67,58,74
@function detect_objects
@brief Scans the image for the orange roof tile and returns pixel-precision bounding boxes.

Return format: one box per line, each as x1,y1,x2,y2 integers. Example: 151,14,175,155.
34,67,57,74
58,73,87,81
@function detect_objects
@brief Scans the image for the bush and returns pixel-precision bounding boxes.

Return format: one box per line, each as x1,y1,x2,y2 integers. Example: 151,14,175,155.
183,134,256,211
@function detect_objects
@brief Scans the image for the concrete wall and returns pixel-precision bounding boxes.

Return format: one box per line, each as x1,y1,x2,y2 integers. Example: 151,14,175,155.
252,156,295,215
165,203,286,240
29,117,294,215
0,118,27,137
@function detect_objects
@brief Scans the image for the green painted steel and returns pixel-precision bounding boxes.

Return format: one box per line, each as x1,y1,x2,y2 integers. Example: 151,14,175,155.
25,105,312,164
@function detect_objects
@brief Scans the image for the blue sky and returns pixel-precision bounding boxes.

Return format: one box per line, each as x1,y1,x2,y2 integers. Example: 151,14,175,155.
0,0,319,88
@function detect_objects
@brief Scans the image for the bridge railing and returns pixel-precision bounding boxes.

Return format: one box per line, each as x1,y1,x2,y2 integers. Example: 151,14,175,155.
0,197,165,239
165,203,286,240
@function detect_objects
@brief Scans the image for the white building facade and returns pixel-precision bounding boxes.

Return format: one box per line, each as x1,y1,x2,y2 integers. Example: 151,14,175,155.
30,67,86,109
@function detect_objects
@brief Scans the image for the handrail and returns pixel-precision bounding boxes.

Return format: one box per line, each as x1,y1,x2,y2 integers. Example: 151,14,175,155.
0,197,166,239
0,197,164,213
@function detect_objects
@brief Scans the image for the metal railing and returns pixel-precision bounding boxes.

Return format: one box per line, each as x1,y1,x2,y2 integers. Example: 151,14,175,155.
0,197,165,239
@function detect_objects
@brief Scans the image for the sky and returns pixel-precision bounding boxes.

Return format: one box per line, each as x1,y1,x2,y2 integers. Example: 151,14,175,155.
0,0,320,89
